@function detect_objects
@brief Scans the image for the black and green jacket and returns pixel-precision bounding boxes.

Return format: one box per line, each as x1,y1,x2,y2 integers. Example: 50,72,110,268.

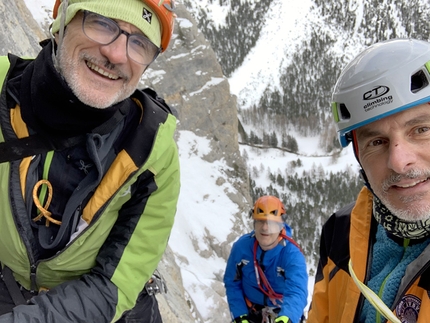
0,45,180,322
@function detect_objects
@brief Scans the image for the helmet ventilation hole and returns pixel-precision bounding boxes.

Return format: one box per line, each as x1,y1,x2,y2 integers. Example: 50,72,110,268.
339,103,351,120
411,69,429,93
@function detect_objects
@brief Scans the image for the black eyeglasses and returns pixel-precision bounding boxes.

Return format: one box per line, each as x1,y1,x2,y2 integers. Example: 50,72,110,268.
82,11,161,66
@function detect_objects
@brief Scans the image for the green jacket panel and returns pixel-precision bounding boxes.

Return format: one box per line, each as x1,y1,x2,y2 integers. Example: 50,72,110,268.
0,56,31,282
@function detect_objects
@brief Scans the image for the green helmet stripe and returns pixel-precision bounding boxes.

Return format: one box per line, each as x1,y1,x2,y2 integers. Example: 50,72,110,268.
425,60,430,73
331,102,340,123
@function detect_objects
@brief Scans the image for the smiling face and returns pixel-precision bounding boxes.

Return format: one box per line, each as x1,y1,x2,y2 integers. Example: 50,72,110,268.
56,11,147,109
356,103,430,222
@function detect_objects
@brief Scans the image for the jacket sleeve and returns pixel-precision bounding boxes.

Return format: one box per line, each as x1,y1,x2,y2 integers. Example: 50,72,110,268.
278,242,308,323
224,238,249,320
0,142,180,323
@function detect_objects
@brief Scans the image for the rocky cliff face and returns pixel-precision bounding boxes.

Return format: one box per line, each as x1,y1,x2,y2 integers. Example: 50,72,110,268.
145,6,247,173
1,1,250,321
142,5,252,320
0,0,43,57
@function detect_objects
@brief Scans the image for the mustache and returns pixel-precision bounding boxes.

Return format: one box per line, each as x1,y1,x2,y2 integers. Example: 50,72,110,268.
82,54,129,81
381,169,430,192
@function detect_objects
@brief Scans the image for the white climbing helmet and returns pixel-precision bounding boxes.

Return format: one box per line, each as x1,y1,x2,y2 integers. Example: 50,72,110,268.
332,38,430,147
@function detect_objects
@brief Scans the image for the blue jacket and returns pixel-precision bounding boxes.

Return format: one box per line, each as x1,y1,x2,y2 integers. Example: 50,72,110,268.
224,224,308,323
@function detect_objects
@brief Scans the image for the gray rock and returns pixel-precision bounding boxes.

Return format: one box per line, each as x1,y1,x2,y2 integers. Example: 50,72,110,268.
1,1,252,321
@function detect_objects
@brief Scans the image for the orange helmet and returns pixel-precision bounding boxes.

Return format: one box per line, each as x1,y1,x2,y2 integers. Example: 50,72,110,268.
251,196,286,223
53,0,176,52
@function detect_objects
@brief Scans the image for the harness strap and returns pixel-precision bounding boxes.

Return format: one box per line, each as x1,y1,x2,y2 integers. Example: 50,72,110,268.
0,134,85,164
0,100,129,164
245,297,280,323
0,266,26,306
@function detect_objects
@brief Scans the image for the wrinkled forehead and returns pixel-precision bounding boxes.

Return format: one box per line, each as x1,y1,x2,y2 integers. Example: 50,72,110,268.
356,102,430,139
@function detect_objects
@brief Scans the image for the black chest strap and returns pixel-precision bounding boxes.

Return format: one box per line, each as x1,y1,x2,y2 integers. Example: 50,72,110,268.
0,102,129,164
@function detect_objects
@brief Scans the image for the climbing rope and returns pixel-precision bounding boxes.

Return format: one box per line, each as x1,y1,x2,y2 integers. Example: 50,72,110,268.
348,259,401,323
32,179,62,227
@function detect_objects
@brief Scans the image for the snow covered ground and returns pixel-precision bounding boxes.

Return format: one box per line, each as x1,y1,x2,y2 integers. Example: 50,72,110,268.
22,1,359,320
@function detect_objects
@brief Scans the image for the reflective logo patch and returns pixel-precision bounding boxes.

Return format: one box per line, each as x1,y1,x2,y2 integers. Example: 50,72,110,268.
395,294,421,323
143,8,153,24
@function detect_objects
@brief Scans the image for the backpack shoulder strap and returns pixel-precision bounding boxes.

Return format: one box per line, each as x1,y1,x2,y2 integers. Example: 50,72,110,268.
141,87,178,117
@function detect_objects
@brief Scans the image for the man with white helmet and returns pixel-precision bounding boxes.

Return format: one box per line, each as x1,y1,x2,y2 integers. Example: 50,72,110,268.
0,0,178,322
308,38,430,323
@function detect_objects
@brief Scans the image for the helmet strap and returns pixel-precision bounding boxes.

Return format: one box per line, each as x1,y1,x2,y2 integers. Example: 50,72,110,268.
351,130,375,193
52,0,69,72
352,130,360,160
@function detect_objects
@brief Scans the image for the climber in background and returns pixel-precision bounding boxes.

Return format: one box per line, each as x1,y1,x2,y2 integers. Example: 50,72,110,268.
224,195,308,323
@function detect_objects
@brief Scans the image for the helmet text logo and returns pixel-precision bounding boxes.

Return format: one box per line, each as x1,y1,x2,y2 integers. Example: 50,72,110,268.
363,95,393,112
363,86,390,100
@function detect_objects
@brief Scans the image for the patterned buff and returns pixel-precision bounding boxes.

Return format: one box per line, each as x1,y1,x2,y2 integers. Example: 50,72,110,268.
373,197,430,240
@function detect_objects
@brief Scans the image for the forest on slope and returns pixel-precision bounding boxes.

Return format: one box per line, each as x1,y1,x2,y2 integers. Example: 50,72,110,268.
184,0,430,268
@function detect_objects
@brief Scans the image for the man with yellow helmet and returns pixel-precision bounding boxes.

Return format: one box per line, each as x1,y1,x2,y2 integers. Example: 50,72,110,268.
224,196,308,323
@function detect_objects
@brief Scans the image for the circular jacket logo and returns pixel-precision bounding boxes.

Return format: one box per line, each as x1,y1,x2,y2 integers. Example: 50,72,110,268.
363,86,390,100
395,294,421,323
